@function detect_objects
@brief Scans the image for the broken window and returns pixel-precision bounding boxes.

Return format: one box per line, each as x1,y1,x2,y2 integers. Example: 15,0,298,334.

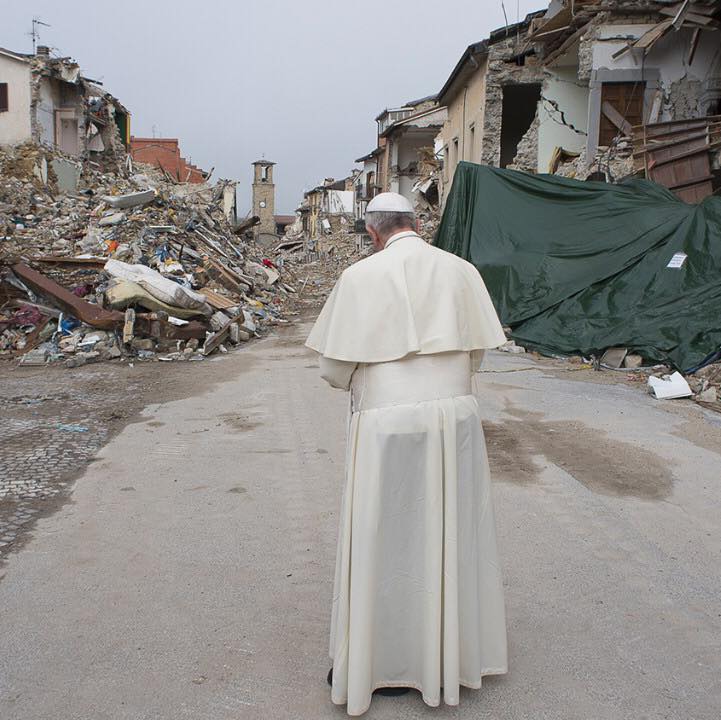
599,82,645,147
0,83,8,112
500,83,541,169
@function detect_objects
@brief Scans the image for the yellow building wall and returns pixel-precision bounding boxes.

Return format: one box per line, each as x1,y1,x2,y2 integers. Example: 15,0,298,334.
437,55,488,205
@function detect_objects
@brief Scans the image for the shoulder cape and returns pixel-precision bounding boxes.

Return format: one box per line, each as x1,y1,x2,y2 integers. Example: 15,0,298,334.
305,236,506,363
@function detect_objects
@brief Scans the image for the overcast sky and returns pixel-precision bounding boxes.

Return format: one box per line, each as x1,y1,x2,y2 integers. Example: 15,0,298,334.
2,0,543,213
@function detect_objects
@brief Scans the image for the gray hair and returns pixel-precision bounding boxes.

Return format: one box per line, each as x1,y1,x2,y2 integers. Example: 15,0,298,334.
365,210,416,237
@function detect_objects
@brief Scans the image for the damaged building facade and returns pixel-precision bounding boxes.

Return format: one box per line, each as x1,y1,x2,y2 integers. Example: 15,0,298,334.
0,45,129,166
300,176,356,244
437,1,721,204
352,96,447,212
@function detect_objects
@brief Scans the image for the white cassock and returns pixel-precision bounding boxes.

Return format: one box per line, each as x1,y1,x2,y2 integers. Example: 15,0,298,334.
306,230,508,716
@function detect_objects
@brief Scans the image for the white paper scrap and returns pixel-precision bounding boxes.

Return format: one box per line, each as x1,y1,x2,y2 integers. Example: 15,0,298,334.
667,252,687,269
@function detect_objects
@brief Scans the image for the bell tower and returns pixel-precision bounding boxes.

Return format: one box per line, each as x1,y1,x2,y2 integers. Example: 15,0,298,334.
252,160,276,237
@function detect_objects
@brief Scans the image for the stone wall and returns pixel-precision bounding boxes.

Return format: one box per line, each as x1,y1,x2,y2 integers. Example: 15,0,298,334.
480,37,546,168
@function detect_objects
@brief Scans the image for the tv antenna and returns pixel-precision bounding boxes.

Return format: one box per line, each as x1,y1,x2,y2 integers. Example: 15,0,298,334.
29,17,51,54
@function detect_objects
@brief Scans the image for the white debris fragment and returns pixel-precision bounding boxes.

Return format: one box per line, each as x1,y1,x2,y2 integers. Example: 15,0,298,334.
648,372,692,400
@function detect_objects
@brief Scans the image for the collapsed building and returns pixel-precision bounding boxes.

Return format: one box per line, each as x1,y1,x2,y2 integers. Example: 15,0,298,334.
130,137,210,184
436,0,721,204
0,47,295,367
0,45,129,182
300,176,356,248
348,96,448,241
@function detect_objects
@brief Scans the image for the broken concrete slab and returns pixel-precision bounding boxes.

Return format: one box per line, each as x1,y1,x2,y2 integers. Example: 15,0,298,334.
602,347,628,369
51,157,81,193
623,354,644,369
696,387,718,404
98,212,126,227
101,189,155,210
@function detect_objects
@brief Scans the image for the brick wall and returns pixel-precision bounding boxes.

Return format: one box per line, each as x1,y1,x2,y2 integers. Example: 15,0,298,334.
130,137,206,183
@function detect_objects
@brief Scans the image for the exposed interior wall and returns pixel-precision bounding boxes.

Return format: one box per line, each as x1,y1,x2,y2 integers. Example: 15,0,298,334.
588,23,721,157
0,56,32,144
395,130,437,200
35,77,83,155
324,190,354,215
36,79,59,146
538,63,589,173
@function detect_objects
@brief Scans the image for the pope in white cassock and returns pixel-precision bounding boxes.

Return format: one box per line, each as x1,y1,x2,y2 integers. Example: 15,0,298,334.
306,192,508,716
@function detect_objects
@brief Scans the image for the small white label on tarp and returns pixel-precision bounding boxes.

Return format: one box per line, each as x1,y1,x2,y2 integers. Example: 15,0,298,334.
667,252,687,269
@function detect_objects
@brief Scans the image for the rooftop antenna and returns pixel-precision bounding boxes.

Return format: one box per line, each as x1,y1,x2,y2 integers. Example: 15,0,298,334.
29,17,51,54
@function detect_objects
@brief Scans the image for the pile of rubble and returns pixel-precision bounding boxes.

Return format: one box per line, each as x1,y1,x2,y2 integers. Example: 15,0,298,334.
274,225,371,312
553,143,636,183
0,143,297,367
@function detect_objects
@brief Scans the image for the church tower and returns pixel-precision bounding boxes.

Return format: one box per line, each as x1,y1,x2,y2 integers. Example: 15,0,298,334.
252,160,276,237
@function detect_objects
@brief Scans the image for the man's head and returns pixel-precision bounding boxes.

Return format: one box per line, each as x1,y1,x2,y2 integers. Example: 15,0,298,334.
365,192,416,252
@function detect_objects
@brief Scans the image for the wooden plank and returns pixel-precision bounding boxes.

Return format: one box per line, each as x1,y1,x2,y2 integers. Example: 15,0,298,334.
602,101,633,135
633,19,674,52
123,308,135,344
632,115,721,131
33,256,107,268
684,3,719,16
687,28,701,65
542,21,591,66
647,140,721,169
670,0,691,30
201,315,248,356
659,6,719,26
198,288,238,310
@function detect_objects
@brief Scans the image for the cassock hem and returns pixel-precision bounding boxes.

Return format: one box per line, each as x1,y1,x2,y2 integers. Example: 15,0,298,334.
332,668,509,716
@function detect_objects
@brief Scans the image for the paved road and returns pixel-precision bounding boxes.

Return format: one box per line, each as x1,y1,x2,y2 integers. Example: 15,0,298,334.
1,323,720,720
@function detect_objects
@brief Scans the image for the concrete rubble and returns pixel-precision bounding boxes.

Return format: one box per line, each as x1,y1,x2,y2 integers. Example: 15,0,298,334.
0,143,300,367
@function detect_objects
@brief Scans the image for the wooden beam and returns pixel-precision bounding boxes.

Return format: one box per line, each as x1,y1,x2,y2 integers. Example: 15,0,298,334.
602,102,633,136
123,308,135,345
687,27,701,65
659,6,719,27
542,21,591,66
12,263,125,330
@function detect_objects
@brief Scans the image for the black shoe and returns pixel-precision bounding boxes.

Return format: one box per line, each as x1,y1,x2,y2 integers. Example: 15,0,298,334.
375,687,411,696
327,668,333,686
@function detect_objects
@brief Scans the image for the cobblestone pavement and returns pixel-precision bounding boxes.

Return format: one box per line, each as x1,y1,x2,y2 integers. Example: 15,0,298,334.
0,356,237,561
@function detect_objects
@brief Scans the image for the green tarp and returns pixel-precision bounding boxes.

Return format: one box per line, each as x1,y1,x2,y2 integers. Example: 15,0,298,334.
435,162,721,372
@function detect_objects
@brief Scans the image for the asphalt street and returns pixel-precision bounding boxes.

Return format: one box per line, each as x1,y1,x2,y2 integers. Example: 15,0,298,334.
1,322,720,720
